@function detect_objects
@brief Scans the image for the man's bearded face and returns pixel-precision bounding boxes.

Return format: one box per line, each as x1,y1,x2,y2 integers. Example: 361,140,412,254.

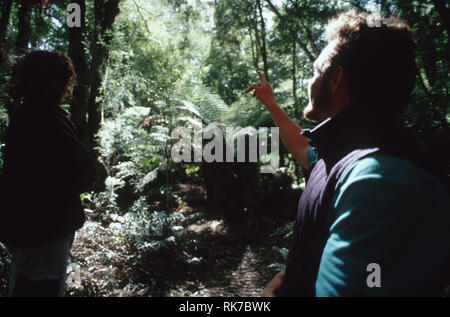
303,41,338,123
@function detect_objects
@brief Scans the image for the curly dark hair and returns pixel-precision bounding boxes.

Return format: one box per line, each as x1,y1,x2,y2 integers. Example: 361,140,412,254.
15,50,77,105
323,10,417,117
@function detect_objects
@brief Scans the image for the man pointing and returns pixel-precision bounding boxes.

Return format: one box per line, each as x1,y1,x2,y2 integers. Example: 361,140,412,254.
247,11,450,297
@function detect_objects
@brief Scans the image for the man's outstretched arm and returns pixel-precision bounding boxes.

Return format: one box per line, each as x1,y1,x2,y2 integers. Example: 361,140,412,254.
246,71,311,170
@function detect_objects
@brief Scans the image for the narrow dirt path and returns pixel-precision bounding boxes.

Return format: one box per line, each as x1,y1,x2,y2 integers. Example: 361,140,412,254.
65,212,289,297
194,246,267,297
164,217,286,297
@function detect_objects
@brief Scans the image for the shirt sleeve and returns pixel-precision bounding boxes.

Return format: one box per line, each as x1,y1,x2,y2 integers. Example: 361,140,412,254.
315,154,450,296
306,146,318,169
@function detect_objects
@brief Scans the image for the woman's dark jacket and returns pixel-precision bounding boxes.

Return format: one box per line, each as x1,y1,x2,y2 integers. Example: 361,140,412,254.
0,102,95,247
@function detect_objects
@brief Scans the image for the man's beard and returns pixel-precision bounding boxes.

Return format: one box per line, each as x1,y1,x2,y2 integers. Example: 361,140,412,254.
303,102,321,123
303,78,331,123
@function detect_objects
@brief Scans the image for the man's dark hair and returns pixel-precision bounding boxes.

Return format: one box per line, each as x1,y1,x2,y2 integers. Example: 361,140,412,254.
324,10,417,118
15,50,76,105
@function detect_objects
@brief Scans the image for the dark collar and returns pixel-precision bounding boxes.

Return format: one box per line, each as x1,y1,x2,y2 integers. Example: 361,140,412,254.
300,107,397,163
301,108,444,185
20,101,77,136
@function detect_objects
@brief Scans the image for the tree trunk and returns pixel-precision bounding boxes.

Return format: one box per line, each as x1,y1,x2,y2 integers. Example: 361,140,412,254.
88,0,121,145
248,25,258,69
0,0,12,80
297,18,319,56
165,98,172,210
251,2,262,71
292,39,298,118
87,0,120,190
6,2,32,118
0,0,12,45
256,0,269,80
68,0,89,148
16,2,32,55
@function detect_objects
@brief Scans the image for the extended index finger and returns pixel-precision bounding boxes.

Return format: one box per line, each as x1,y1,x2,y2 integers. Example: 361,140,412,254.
257,70,267,83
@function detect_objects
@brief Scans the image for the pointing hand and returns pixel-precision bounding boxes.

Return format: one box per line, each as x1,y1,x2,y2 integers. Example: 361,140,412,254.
246,71,276,109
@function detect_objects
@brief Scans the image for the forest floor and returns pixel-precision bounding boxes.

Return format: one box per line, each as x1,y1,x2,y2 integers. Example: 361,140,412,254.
0,186,294,297
64,204,293,297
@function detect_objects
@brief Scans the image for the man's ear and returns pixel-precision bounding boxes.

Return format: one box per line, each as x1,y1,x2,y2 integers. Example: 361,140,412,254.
329,66,347,97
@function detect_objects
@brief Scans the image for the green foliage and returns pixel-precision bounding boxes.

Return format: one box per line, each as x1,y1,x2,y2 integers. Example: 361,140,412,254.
201,0,256,105
96,0,450,218
0,106,7,169
123,198,185,253
98,106,165,205
0,0,449,296
30,3,69,52
0,243,10,297
202,46,254,105
176,83,228,124
392,0,450,140
117,197,187,291
267,220,295,272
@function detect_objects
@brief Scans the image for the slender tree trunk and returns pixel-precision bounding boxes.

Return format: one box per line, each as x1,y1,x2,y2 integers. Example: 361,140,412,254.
297,18,319,56
7,2,32,118
87,0,120,190
16,2,32,55
256,0,268,80
252,5,262,70
88,0,120,146
248,26,258,69
292,39,298,118
30,4,44,50
0,0,12,45
0,0,12,83
68,0,89,147
165,98,172,210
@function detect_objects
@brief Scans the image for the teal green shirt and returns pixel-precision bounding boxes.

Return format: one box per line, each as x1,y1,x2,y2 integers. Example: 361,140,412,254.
306,148,450,296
